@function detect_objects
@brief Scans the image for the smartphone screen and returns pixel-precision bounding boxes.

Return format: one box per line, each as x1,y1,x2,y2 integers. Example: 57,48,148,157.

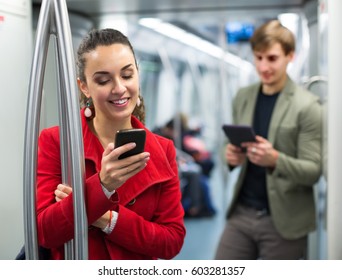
115,128,146,159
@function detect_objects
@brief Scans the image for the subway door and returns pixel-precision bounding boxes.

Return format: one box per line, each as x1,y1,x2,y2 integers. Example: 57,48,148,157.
0,0,32,259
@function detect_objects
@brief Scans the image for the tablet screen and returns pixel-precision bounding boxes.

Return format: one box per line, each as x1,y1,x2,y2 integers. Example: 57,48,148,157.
222,124,256,148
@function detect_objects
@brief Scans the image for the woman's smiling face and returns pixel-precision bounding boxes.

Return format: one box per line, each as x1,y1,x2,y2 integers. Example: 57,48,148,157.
79,43,139,123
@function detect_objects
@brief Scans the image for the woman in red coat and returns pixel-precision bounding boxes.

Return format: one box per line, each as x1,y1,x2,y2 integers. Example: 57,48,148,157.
36,28,186,260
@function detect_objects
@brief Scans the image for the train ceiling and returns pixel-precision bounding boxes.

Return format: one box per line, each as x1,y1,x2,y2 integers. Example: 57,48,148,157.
33,0,309,17
32,0,313,60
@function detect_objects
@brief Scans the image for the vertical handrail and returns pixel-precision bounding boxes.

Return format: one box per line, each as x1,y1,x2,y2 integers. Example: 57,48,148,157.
54,0,87,259
23,0,87,260
157,47,182,150
54,37,75,260
303,75,328,260
23,0,51,260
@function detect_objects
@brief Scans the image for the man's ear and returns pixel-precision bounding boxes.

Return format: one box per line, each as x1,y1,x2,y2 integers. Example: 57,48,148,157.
287,51,295,62
77,78,90,98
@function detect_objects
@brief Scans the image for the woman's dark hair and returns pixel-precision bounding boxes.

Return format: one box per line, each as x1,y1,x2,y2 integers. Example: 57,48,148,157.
77,28,145,123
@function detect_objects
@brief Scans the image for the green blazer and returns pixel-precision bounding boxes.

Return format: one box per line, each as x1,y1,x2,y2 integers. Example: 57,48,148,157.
228,77,322,239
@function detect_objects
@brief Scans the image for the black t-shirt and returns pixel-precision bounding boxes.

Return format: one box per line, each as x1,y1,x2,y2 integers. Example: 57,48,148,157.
238,89,280,211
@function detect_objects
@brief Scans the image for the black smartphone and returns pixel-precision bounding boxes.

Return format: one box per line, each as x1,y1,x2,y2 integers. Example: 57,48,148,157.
222,124,256,151
115,128,146,159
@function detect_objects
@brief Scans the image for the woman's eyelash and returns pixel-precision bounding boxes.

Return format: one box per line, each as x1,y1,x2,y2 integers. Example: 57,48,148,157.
95,74,133,84
122,75,133,80
96,79,110,85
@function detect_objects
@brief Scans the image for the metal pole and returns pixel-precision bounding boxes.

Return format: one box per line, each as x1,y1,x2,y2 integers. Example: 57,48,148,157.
23,0,52,260
327,0,342,260
54,37,75,260
54,0,88,260
23,0,87,260
157,47,182,150
304,76,328,259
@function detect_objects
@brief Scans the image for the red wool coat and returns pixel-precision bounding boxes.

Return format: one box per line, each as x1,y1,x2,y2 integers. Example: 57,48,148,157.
36,111,186,260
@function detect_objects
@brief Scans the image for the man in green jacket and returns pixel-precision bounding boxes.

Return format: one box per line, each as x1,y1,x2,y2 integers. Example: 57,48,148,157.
215,19,322,259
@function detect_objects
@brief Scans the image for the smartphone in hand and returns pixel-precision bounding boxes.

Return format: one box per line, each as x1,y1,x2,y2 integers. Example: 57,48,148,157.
115,128,146,159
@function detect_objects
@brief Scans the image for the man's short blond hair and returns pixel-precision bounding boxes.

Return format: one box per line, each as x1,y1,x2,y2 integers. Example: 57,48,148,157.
250,19,295,55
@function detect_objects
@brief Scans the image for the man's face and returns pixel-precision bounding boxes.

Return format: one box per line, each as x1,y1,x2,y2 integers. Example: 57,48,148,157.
253,42,294,90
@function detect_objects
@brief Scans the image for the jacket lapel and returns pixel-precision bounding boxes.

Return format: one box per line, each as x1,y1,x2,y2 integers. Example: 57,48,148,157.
239,84,259,125
267,78,294,144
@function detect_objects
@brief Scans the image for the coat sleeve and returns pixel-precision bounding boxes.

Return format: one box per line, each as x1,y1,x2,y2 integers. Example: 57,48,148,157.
36,128,116,248
105,140,186,259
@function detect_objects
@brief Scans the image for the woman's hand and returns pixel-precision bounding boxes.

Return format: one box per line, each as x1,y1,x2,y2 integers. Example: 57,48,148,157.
54,183,111,230
54,184,72,202
99,142,150,192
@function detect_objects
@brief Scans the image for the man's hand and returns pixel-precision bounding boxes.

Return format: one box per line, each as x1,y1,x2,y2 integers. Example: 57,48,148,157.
242,135,279,168
225,143,246,166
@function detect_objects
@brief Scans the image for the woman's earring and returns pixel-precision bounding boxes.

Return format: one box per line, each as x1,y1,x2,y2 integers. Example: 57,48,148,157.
136,95,141,107
84,98,92,117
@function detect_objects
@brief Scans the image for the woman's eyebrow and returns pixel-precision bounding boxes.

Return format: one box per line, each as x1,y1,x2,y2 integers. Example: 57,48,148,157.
93,71,109,77
92,64,133,77
122,63,133,71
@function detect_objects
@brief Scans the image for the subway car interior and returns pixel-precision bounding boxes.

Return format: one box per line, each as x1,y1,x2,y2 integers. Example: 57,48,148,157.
2,0,341,260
